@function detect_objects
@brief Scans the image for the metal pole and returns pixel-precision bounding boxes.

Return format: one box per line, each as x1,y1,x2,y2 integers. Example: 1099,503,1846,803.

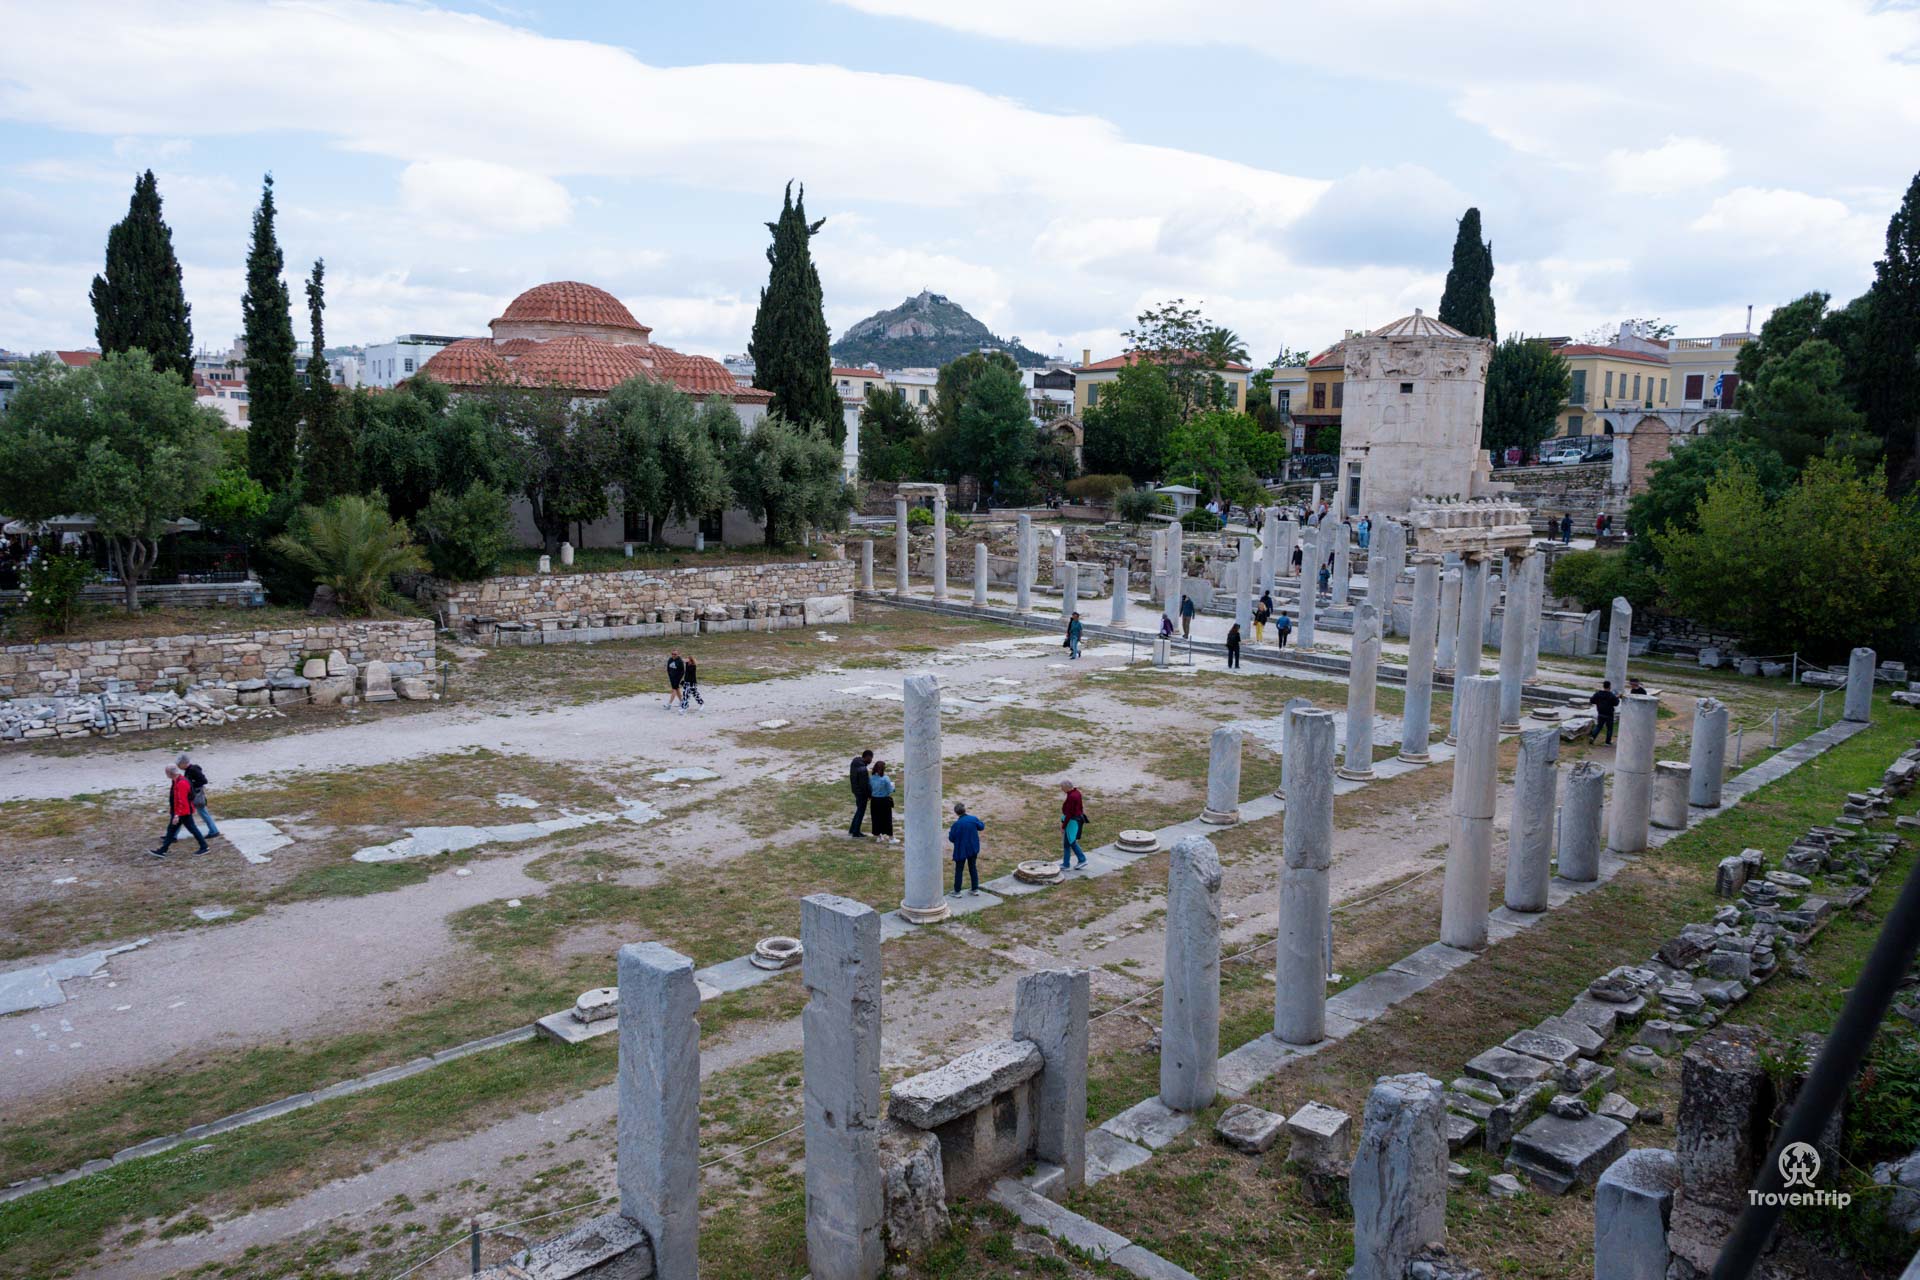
1711,853,1920,1280
470,1222,480,1275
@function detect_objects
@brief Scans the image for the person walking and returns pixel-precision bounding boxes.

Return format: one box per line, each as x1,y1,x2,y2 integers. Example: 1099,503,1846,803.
1357,517,1371,550
947,802,985,897
1253,591,1272,643
1059,780,1088,871
1226,622,1242,669
847,749,874,838
1159,614,1175,639
1066,611,1084,660
1179,593,1196,639
867,761,895,843
175,753,220,840
664,651,686,711
147,765,209,859
1595,512,1608,538
1317,562,1331,599
1291,543,1303,576
1559,512,1573,544
1274,609,1293,649
1589,680,1620,746
678,655,704,710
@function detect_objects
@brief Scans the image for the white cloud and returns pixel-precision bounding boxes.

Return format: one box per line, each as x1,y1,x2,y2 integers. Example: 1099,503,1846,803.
399,159,575,237
1284,165,1468,268
1601,137,1730,194
1689,187,1881,257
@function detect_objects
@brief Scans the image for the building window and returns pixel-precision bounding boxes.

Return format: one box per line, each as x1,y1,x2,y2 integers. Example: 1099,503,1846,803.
1313,383,1326,409
1569,369,1587,405
1399,382,1413,394
1568,414,1583,436
1087,384,1100,407
1331,382,1343,410
1277,389,1290,413
403,358,415,373
918,388,929,406
1604,371,1614,399
1660,377,1668,404
1684,374,1704,402
1346,462,1362,512
1632,373,1641,401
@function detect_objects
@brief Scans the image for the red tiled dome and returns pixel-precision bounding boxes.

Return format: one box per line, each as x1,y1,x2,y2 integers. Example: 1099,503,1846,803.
510,334,648,391
418,338,515,386
494,281,647,334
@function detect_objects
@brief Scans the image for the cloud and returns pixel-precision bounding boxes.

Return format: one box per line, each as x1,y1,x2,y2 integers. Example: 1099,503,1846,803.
399,159,575,237
1284,165,1468,269
1601,137,1730,194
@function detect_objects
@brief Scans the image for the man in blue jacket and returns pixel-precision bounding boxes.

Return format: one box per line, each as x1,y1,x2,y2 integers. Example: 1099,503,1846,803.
947,802,985,897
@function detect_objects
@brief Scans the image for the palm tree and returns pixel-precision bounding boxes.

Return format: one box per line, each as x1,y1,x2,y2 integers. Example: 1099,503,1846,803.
1199,326,1249,368
271,494,428,616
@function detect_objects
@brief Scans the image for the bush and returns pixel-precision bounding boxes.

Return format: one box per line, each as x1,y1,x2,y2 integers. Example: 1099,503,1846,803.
1179,507,1222,532
1114,489,1159,525
20,551,97,634
906,505,934,529
1549,549,1658,614
417,483,514,581
269,494,428,616
1065,474,1132,504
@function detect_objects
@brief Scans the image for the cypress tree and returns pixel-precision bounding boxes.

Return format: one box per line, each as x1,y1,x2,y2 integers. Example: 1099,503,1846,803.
301,258,356,504
748,182,840,442
1438,207,1497,341
243,174,299,492
1860,171,1920,487
90,170,193,384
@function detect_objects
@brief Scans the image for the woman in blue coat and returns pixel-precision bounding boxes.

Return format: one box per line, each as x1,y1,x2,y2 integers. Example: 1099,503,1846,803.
947,802,985,897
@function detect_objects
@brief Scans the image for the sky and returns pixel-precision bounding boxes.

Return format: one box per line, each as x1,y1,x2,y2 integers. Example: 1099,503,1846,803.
2,0,1918,366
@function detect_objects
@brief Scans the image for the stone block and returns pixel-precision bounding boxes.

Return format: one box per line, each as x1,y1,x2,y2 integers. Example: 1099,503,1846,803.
889,1040,1043,1131
1505,1111,1629,1194
876,1119,948,1253
268,686,307,706
1216,1103,1287,1154
1465,1046,1556,1093
308,675,353,706
1676,1024,1775,1211
395,676,433,700
1285,1101,1352,1172
1484,1083,1552,1153
1012,969,1089,1191
301,657,327,678
1534,1015,1605,1058
1502,1028,1581,1067
1594,1148,1680,1280
804,594,853,625
1349,1074,1447,1280
506,1211,653,1279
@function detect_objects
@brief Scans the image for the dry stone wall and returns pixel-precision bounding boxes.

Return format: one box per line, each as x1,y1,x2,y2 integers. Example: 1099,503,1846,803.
422,561,857,639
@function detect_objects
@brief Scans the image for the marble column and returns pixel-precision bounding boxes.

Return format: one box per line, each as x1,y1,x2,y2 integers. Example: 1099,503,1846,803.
1015,513,1033,612
972,541,988,608
1520,549,1544,681
1557,761,1605,882
1689,697,1728,807
1051,528,1067,590
1440,675,1500,950
1265,507,1283,596
1013,969,1090,1190
1504,726,1559,912
931,494,948,602
1340,602,1381,780
859,539,874,592
1497,550,1531,731
1278,519,1300,584
1060,561,1078,621
1595,1148,1682,1280
1350,1073,1449,1280
1367,550,1392,636
1160,834,1222,1112
1434,563,1461,675
1200,726,1242,824
900,675,951,923
1110,563,1129,625
1604,597,1633,694
1447,555,1489,744
894,496,910,597
1331,528,1351,605
802,894,885,1280
1235,535,1255,634
617,941,701,1280
1400,556,1440,763
1277,706,1335,1045
1163,520,1184,624
1296,567,1319,648
1149,528,1167,601
1606,693,1659,856
1651,762,1691,829
1844,646,1876,723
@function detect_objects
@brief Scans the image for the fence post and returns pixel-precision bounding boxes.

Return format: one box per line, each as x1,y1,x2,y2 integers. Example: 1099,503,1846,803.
1770,709,1780,748
470,1220,480,1274
1792,653,1799,685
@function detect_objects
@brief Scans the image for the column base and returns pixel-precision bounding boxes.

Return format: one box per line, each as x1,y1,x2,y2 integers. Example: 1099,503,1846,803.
1397,749,1431,764
898,900,952,924
1199,807,1241,826
1499,719,1523,732
1335,765,1375,781
1444,734,1459,746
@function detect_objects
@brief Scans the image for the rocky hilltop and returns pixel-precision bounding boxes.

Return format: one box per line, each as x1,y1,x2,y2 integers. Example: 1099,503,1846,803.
831,290,1048,368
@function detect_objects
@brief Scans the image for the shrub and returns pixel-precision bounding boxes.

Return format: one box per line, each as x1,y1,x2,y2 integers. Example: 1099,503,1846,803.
1549,549,1657,614
906,505,935,529
1114,489,1159,525
1065,473,1132,504
417,483,514,581
1179,507,1222,532
269,494,428,616
20,551,98,634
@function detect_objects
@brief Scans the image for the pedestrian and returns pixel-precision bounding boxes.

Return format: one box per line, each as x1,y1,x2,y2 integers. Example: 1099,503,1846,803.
1589,680,1620,746
147,765,209,859
1226,622,1242,669
678,654,704,710
1254,592,1272,643
1159,614,1175,638
1559,512,1573,544
1357,517,1371,550
1179,593,1196,639
175,752,220,840
848,748,874,838
664,650,685,710
1275,610,1293,648
868,761,895,843
1291,543,1303,576
1317,563,1331,598
1066,611,1084,660
947,802,984,897
1628,678,1647,697
1595,512,1607,538
1059,780,1088,871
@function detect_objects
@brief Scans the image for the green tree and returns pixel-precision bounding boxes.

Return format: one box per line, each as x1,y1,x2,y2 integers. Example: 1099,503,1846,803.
417,482,514,581
1082,362,1179,483
1739,338,1875,471
495,386,620,555
1481,335,1570,455
1163,410,1260,505
89,170,193,384
270,494,427,616
0,351,222,611
1857,170,1920,487
1547,549,1658,613
944,363,1036,508
300,258,357,505
748,182,839,440
732,416,849,546
931,350,1021,436
1125,300,1240,412
1735,292,1832,386
1437,207,1496,341
242,174,299,492
857,385,926,483
351,382,445,519
1626,420,1792,564
1198,326,1249,368
604,378,730,544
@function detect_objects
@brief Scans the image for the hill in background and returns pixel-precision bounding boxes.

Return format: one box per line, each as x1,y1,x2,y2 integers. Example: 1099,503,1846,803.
831,290,1050,369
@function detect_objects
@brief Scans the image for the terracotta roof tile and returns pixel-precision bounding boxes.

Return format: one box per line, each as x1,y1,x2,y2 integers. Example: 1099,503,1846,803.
1073,350,1251,374
494,281,650,336
1549,343,1668,365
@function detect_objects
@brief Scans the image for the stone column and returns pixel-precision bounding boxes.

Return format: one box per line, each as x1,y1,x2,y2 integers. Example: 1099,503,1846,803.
1557,761,1605,883
1521,549,1545,681
617,941,701,1280
1504,726,1559,913
1110,563,1129,626
1350,1073,1448,1280
972,541,988,608
1060,561,1078,621
802,894,884,1280
1606,693,1659,856
1013,969,1090,1190
1844,646,1876,722
1235,535,1255,634
1447,555,1489,743
1163,521,1184,624
1605,597,1633,694
1297,569,1318,649
1400,557,1440,763
1160,835,1222,1112
1278,519,1300,583
859,539,874,591
1331,528,1351,605
1497,550,1530,730
1015,513,1033,613
1340,602,1381,780
1149,528,1167,600
900,675,951,923
931,494,948,602
1440,675,1500,950
1265,507,1283,596
1200,726,1242,824
1277,706,1335,1045
1689,697,1728,807
1594,1148,1681,1280
1651,761,1691,829
894,496,910,597
1434,563,1461,675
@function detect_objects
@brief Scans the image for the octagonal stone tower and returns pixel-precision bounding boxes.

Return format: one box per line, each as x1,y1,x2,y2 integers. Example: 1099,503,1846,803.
1335,310,1499,516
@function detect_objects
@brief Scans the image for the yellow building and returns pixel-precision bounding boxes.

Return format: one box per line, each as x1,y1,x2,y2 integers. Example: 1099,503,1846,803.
1073,349,1250,415
1548,343,1670,438
1663,332,1750,411
831,365,890,404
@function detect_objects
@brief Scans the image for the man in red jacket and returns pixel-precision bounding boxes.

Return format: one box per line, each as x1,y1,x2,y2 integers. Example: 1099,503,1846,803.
1059,779,1088,871
148,765,210,859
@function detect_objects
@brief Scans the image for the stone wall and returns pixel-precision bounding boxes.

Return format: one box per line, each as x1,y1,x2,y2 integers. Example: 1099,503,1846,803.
422,561,857,637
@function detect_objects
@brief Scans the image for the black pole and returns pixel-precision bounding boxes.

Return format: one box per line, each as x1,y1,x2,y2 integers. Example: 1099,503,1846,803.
1711,843,1920,1280
469,1219,480,1275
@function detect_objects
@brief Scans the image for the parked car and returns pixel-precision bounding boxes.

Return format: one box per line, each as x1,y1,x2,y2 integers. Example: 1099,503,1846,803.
1543,448,1586,466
